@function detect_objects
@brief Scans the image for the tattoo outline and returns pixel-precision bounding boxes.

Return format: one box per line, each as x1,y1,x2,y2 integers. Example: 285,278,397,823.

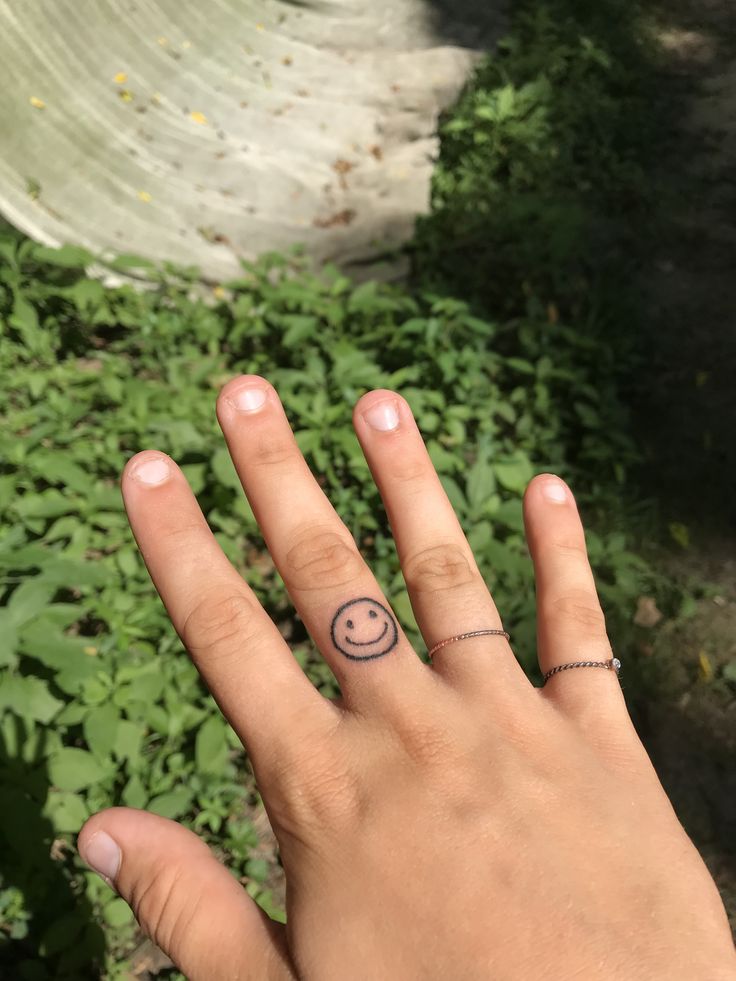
330,597,399,661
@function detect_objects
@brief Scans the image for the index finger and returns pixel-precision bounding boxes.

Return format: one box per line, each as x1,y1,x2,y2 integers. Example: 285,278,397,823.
121,450,336,768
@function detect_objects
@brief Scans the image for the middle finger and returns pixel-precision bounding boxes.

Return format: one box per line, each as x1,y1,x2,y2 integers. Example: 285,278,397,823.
216,375,431,717
353,389,531,696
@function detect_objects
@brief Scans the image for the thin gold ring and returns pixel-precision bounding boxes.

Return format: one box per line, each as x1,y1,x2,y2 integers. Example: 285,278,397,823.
428,629,510,660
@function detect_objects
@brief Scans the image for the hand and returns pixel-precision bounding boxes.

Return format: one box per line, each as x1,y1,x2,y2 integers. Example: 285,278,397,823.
78,377,735,980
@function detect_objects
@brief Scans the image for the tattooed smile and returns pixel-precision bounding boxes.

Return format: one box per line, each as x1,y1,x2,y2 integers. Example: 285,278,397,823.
330,597,399,661
345,621,389,646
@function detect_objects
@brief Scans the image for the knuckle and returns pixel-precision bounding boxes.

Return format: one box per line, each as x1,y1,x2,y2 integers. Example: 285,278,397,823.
403,543,478,594
162,518,210,549
547,539,589,562
284,526,364,592
549,590,607,632
180,589,261,662
274,738,366,836
304,764,365,827
393,712,461,770
251,433,298,469
387,453,428,485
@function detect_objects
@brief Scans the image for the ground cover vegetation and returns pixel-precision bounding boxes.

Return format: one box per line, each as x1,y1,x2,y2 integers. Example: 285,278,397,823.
1,0,727,976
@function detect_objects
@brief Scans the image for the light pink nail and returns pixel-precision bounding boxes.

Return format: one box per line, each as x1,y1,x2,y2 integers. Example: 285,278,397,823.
80,830,121,882
130,457,171,485
542,479,568,503
228,387,267,412
363,400,400,432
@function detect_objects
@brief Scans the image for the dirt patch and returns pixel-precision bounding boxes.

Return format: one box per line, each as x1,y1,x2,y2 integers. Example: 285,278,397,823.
628,0,736,930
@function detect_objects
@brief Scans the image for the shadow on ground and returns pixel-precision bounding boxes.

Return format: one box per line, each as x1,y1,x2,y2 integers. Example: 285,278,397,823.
629,0,736,539
0,720,105,978
424,0,508,47
621,0,736,930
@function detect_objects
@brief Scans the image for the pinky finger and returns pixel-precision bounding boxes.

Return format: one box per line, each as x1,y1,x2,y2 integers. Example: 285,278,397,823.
523,474,630,728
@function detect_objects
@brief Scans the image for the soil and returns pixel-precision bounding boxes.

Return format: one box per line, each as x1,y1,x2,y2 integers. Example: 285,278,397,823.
627,0,736,932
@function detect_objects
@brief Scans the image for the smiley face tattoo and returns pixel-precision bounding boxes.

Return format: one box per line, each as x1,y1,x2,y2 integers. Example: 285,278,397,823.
330,598,399,661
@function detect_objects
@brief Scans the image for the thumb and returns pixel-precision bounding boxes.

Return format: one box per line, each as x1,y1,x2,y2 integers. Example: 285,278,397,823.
78,807,294,981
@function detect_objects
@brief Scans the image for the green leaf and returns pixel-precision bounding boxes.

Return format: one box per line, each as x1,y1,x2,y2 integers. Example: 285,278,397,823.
83,703,120,760
104,252,156,272
466,448,496,513
9,294,41,350
493,454,534,493
668,522,690,549
19,620,92,671
69,277,106,312
124,668,166,704
211,446,243,491
148,787,194,819
245,858,270,882
122,774,148,808
112,719,143,764
7,577,56,626
496,84,516,120
44,791,90,832
103,898,134,928
55,701,89,726
505,357,535,375
36,555,112,587
0,610,19,667
32,243,94,267
281,314,320,348
438,475,467,515
29,454,91,494
15,489,78,520
0,675,63,723
195,714,229,774
48,747,110,791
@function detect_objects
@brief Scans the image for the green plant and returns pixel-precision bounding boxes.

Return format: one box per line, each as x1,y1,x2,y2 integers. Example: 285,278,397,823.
0,230,656,973
0,0,675,973
415,0,663,334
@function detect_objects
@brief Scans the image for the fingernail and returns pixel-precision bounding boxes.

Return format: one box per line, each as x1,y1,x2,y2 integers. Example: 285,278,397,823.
363,400,400,432
80,830,121,883
542,478,568,503
130,456,171,485
228,386,267,413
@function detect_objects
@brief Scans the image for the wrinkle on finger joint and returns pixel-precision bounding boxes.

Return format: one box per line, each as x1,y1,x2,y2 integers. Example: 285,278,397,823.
402,543,478,594
179,590,262,664
548,591,608,632
284,527,364,592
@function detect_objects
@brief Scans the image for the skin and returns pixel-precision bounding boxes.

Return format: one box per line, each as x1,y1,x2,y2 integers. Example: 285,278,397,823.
78,377,736,980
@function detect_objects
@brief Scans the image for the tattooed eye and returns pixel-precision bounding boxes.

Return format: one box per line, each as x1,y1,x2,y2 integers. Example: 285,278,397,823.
346,619,354,629
368,609,378,618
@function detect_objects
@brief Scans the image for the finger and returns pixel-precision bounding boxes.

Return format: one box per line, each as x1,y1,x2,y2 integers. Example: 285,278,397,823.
215,376,429,716
79,809,293,981
122,451,334,764
353,390,531,695
523,474,630,725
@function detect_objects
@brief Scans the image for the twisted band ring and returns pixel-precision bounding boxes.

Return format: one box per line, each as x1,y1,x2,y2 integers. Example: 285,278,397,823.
543,657,621,683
